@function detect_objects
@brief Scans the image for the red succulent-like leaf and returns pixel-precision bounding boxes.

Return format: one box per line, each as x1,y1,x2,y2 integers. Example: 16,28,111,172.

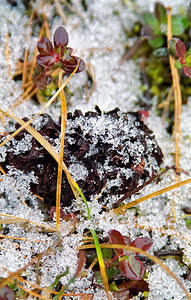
54,26,69,48
183,66,191,78
108,230,126,256
37,37,53,54
175,39,186,58
130,237,153,253
61,56,85,73
119,255,145,280
36,53,56,67
34,72,53,89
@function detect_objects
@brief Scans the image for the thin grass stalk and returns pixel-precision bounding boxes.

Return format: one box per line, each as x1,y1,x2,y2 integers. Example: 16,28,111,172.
0,213,57,232
22,11,35,87
90,229,110,297
79,243,191,299
5,32,11,77
167,7,182,221
167,7,182,171
56,71,67,228
113,178,191,214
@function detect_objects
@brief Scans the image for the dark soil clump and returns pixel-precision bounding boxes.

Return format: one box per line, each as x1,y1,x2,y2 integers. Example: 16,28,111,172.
0,107,163,207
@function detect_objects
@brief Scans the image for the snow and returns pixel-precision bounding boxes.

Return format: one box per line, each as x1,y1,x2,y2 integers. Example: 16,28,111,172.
0,0,191,299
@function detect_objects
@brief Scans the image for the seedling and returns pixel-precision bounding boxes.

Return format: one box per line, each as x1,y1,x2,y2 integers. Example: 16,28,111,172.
33,26,85,89
108,230,153,280
169,38,191,78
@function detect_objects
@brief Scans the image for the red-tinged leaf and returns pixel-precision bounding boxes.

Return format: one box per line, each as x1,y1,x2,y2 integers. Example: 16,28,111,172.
34,73,52,89
108,230,126,256
75,250,86,277
37,37,53,53
175,39,186,58
61,56,85,73
154,2,166,23
36,54,56,67
141,25,155,39
0,286,14,300
179,57,186,65
113,279,149,299
54,26,69,48
119,255,145,280
183,66,191,78
130,237,153,253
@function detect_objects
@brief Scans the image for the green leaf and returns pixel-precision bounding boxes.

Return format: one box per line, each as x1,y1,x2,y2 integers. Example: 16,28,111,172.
186,55,191,67
153,47,168,58
143,13,159,31
106,267,120,279
187,47,191,54
49,268,69,289
171,16,189,35
174,60,183,69
110,281,118,291
148,35,164,48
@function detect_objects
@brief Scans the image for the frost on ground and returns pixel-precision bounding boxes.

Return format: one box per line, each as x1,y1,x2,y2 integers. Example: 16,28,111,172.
0,0,191,299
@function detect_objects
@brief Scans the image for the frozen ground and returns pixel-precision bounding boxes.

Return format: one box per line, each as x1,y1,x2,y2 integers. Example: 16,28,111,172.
0,0,191,299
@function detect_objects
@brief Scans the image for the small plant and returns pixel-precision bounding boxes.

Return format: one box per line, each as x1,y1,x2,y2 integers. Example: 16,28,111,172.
33,26,85,89
108,230,153,280
169,38,191,78
141,2,189,48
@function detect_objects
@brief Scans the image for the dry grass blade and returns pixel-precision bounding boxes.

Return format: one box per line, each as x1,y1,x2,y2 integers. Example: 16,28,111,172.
56,71,67,228
113,178,191,214
167,7,182,171
0,213,57,232
22,11,35,87
54,0,68,24
78,244,191,299
0,234,47,243
5,32,11,77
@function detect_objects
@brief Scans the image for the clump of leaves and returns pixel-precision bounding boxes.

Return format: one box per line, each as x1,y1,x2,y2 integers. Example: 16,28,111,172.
123,1,191,114
33,26,85,89
169,38,191,78
108,230,153,280
141,2,189,49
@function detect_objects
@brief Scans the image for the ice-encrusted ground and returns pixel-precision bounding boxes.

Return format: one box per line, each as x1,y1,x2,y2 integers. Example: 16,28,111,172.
0,0,191,299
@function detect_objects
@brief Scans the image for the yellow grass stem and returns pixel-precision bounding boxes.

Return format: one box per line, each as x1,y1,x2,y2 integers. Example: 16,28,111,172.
113,178,191,214
0,234,47,243
90,229,111,299
17,284,49,300
167,7,182,170
22,12,35,87
0,164,6,174
0,213,57,232
56,72,67,228
5,32,11,77
79,243,191,299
